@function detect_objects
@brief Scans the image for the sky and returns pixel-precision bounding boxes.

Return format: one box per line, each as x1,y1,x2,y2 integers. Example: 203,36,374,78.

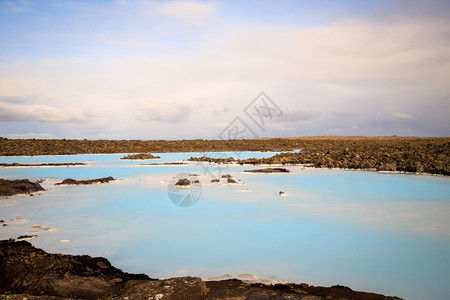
0,0,449,140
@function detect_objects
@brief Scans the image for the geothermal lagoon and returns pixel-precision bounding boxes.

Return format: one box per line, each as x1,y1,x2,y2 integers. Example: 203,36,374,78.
1,152,449,300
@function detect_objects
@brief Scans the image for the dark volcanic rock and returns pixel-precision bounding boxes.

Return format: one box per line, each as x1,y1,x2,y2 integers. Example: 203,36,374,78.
244,168,291,173
187,156,236,164
140,162,186,165
175,178,191,186
0,240,402,300
0,179,45,197
121,153,160,160
55,176,115,186
16,235,37,241
116,277,205,300
0,163,85,167
0,240,151,299
0,137,448,176
204,280,402,300
227,178,237,183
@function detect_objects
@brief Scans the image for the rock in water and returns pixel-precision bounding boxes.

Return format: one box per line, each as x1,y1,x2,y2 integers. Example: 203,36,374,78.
0,179,45,197
175,178,191,186
120,153,160,160
243,168,291,173
55,177,115,186
227,178,237,183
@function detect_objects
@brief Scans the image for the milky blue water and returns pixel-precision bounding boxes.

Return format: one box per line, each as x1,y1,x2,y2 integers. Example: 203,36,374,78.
1,153,449,300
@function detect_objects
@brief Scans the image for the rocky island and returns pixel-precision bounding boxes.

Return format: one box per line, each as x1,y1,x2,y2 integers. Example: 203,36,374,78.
55,177,116,186
0,240,402,300
139,162,186,165
175,178,191,186
121,153,160,160
0,179,45,197
244,168,291,173
0,163,86,168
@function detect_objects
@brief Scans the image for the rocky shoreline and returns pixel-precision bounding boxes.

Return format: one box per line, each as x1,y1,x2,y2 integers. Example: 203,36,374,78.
1,137,448,176
0,240,402,300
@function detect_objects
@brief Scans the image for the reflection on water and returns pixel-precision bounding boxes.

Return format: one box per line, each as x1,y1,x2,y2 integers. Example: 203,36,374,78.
1,153,449,300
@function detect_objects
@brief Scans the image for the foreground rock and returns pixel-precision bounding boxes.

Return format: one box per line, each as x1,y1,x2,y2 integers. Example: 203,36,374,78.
0,240,401,300
0,179,45,197
0,240,150,299
0,163,86,167
121,153,160,160
55,176,115,186
204,280,402,300
244,168,291,173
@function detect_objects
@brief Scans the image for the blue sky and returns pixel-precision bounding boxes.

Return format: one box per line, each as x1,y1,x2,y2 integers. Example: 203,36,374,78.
0,0,449,139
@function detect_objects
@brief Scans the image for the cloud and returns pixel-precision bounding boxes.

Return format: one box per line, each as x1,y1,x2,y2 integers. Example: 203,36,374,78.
266,123,295,131
334,111,357,118
0,8,449,138
139,102,192,123
90,132,122,140
328,128,343,134
2,0,33,12
151,1,216,23
6,132,57,139
0,101,92,123
212,106,230,116
208,17,450,87
0,96,27,104
391,112,415,120
278,109,321,122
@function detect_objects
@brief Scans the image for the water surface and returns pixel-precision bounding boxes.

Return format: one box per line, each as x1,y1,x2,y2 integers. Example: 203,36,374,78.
1,153,449,300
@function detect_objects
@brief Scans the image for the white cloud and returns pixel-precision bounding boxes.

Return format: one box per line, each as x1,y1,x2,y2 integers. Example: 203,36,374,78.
328,128,343,134
279,109,321,122
139,102,192,123
266,122,295,131
151,1,216,23
0,101,92,123
391,112,415,120
334,111,357,118
0,14,449,137
2,0,32,12
6,132,57,139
